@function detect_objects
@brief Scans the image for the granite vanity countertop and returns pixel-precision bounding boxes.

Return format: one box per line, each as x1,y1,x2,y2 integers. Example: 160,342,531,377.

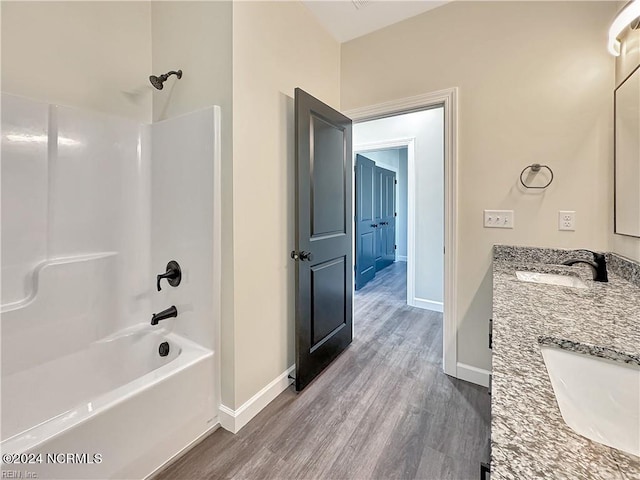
491,247,640,479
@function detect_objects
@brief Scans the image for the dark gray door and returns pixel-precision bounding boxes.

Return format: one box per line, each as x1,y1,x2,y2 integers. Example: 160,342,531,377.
374,167,384,271
380,169,396,269
355,154,376,290
374,167,395,272
293,88,353,392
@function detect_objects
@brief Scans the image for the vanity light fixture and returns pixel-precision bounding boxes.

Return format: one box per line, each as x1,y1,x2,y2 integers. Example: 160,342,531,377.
608,0,640,56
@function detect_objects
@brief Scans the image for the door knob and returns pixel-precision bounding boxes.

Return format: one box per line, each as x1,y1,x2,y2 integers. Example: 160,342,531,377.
291,250,313,261
371,224,378,228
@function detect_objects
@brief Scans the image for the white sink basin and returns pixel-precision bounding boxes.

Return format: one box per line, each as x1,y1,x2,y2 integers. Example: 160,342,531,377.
515,271,587,289
540,345,640,456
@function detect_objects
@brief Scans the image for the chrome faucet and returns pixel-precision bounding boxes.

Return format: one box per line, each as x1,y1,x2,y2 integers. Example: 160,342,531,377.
151,305,178,325
562,250,608,282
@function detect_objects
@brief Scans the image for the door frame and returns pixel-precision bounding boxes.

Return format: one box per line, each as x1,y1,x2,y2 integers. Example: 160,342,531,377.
345,87,458,378
354,139,415,304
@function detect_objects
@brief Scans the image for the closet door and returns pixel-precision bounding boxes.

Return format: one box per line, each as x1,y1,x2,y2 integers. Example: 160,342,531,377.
381,169,396,267
374,167,384,272
355,154,376,290
375,167,396,272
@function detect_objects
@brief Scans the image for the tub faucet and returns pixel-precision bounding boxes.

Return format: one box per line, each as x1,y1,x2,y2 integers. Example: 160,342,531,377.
151,305,178,325
562,250,608,282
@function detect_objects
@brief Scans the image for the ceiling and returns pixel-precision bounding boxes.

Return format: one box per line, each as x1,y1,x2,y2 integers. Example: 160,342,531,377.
302,0,450,43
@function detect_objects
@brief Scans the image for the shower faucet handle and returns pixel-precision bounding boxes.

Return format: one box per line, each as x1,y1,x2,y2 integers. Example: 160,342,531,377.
157,260,182,291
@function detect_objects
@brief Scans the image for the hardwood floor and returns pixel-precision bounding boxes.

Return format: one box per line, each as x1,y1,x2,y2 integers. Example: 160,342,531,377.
155,262,490,480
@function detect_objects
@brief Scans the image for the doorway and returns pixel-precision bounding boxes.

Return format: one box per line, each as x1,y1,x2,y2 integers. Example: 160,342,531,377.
354,107,444,314
346,88,458,377
291,88,458,390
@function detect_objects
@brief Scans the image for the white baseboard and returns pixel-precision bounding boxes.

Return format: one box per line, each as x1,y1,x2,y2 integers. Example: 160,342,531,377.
397,255,408,262
220,365,295,433
456,362,491,388
410,297,444,313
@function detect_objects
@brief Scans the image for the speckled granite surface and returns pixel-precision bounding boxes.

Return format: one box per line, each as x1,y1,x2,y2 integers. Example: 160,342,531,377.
491,245,640,479
608,252,640,287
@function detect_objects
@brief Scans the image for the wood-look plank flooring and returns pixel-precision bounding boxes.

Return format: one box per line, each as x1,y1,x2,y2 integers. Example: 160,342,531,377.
155,262,490,480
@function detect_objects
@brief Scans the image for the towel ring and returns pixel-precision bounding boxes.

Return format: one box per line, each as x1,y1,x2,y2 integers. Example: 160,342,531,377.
520,163,553,189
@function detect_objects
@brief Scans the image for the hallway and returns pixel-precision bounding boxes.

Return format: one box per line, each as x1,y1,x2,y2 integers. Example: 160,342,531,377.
155,262,490,480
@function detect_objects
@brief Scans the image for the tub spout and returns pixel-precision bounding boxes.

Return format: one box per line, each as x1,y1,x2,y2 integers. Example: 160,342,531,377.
151,305,177,325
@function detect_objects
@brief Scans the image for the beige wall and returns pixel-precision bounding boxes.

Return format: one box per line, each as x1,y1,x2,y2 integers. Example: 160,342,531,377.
1,1,152,123
231,1,340,407
612,23,640,262
151,1,235,406
342,1,616,371
151,1,232,123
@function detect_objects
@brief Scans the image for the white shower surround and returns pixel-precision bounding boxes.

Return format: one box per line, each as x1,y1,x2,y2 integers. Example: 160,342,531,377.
1,94,221,478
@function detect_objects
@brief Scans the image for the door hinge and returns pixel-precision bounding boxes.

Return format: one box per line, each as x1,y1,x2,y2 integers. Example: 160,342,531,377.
394,212,397,217
394,179,397,185
394,245,397,250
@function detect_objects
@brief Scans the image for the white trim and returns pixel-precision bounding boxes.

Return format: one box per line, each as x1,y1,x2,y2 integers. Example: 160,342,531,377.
407,141,416,310
345,88,456,122
443,89,459,378
218,405,236,432
397,255,407,262
219,365,295,434
346,87,459,378
411,298,444,313
212,106,223,431
456,362,491,388
355,139,413,151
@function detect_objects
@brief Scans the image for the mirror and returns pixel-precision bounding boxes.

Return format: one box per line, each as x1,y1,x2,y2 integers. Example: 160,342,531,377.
615,65,640,238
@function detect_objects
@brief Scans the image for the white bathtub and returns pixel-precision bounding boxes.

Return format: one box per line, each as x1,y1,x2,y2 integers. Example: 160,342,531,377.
1,326,218,479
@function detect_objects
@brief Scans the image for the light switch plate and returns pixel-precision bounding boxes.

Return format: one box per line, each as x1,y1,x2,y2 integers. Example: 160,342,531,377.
559,211,576,231
484,210,514,229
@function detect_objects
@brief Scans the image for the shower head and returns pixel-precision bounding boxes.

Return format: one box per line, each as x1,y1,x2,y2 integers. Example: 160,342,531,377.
149,70,183,90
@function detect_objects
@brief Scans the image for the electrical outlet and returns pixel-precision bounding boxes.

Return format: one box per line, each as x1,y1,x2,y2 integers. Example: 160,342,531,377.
484,210,514,229
558,211,576,231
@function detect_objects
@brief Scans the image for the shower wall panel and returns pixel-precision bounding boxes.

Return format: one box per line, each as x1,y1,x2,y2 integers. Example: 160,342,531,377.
1,94,150,335
51,104,151,332
1,94,49,306
149,107,220,350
